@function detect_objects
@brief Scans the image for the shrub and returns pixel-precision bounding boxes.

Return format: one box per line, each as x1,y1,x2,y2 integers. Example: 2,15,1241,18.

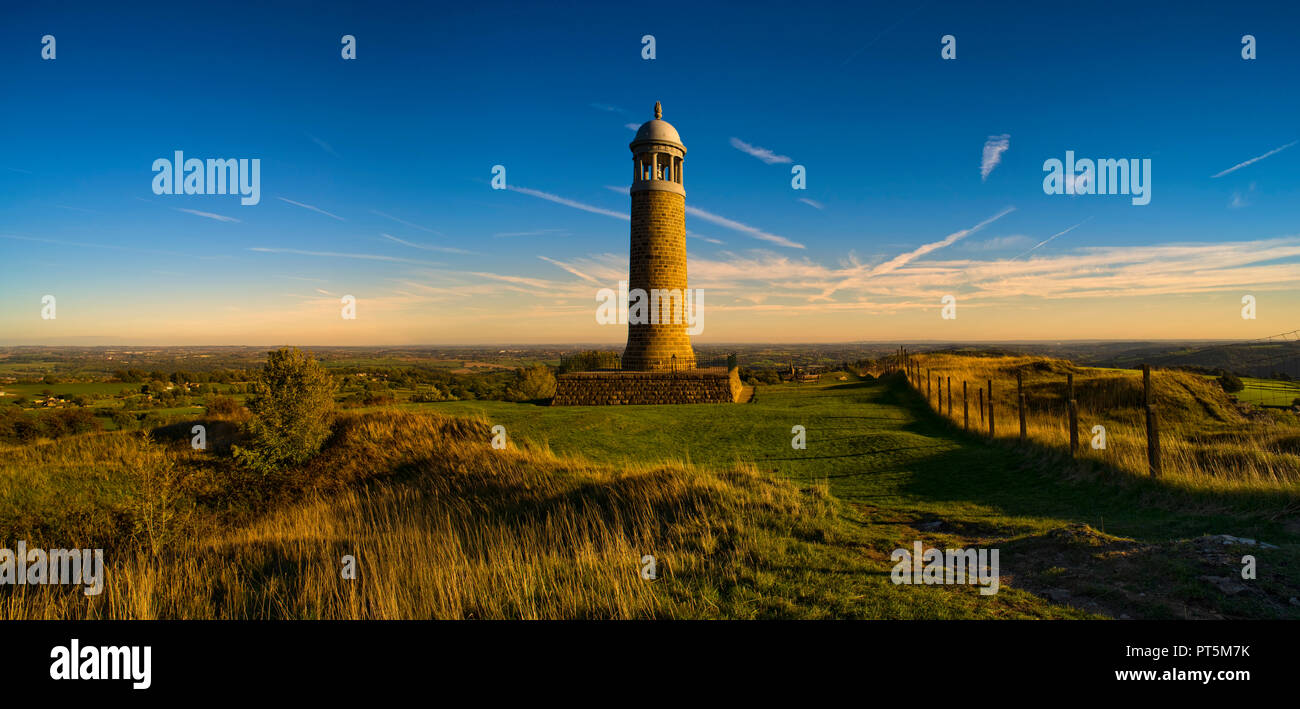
110,411,136,429
507,364,557,401
55,408,100,435
205,394,241,416
232,347,337,475
1218,373,1245,394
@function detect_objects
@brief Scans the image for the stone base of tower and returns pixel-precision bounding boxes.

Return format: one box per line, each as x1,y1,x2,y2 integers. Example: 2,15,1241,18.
551,368,742,406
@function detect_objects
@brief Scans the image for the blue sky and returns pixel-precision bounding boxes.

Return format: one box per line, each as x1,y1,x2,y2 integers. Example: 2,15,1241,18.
3,1,1299,345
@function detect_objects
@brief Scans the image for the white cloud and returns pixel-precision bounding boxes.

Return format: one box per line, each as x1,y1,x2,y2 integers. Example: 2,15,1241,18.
798,198,824,210
980,134,1010,181
729,137,792,165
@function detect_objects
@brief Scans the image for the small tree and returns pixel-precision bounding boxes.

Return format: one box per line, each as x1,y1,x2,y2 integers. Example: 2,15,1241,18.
508,364,557,401
1218,373,1244,394
232,347,337,474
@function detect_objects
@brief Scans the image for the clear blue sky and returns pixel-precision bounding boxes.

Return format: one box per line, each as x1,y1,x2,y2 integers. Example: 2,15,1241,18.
3,1,1299,344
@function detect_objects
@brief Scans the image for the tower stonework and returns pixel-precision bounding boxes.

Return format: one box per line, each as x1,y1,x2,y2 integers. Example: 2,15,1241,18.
623,101,696,372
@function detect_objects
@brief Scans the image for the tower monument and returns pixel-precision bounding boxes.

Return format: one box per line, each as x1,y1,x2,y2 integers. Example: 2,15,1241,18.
551,101,740,406
623,101,696,371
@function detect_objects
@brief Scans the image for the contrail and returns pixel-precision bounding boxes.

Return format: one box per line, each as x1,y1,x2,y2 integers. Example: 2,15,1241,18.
1211,140,1297,178
1012,217,1093,260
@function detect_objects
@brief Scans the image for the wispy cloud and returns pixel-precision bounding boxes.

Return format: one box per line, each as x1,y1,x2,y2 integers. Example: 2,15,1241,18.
1,233,190,257
687,231,725,245
508,185,630,220
370,210,440,234
625,123,640,131
1012,217,1091,260
526,184,801,248
1211,140,1297,178
249,247,441,266
277,197,345,221
175,208,240,223
821,207,1014,297
307,134,340,157
1230,183,1256,209
538,255,601,284
729,137,792,165
685,206,805,249
963,234,1032,251
495,229,568,237
980,134,1010,181
379,232,476,255
798,198,824,210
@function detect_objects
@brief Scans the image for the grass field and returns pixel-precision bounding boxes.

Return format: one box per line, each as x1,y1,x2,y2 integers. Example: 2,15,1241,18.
0,382,134,397
1214,375,1300,408
4,367,1298,619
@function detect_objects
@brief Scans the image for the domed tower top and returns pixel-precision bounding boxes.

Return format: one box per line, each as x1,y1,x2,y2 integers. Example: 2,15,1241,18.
630,101,685,195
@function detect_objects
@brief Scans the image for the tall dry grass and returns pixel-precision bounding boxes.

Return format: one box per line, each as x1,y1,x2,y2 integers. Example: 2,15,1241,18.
1,411,839,619
901,354,1300,502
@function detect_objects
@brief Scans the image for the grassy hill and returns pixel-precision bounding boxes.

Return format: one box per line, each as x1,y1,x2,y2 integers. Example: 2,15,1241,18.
3,363,1299,619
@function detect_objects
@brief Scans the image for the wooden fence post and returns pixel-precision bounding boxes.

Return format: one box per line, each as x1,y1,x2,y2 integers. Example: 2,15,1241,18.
963,380,969,431
927,369,932,401
947,376,952,416
1143,364,1161,477
1017,369,1027,443
987,379,995,438
1068,372,1079,456
978,386,984,426
936,375,942,411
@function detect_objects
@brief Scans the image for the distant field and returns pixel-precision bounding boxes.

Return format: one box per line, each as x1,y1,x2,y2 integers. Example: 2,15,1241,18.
0,382,132,397
1224,376,1300,408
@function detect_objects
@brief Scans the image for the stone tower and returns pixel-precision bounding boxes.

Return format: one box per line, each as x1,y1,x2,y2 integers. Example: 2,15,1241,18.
623,101,697,372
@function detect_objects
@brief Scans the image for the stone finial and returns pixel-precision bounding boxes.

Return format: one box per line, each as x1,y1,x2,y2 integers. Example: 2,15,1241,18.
654,101,662,120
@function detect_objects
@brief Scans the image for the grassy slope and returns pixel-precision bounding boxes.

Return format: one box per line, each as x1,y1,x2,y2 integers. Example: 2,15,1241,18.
420,373,1300,619
5,370,1299,619
2,409,1081,620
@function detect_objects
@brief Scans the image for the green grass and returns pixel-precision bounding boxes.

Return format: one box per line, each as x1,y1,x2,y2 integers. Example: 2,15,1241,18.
1193,372,1300,405
412,373,1300,619
1222,376,1300,408
6,371,1298,619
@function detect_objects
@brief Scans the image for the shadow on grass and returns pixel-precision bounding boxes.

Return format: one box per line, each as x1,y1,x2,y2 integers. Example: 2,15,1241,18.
879,372,1300,544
